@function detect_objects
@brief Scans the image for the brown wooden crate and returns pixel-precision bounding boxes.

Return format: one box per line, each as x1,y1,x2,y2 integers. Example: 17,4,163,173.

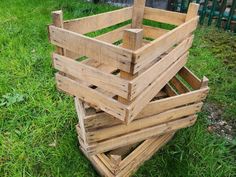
49,3,202,124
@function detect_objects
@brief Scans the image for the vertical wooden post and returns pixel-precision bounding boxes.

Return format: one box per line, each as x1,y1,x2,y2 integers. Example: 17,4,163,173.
120,29,143,81
118,29,143,105
52,10,65,55
131,0,146,28
185,3,200,22
200,76,209,89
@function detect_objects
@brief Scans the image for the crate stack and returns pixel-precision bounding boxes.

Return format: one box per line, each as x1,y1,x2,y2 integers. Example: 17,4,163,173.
48,1,209,176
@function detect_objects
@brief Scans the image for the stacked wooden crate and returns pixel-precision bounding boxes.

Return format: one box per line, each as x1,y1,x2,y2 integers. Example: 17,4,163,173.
48,1,209,176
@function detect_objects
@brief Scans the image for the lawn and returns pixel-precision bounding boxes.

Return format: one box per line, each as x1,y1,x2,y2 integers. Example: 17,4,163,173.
0,0,235,176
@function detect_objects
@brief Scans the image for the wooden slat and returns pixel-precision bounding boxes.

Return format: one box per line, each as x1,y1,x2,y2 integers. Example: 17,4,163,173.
170,76,190,94
164,84,178,96
96,24,131,43
126,52,188,123
56,73,127,121
118,133,174,175
80,147,114,177
118,138,156,170
65,24,131,60
144,7,187,26
83,87,208,130
178,66,201,89
133,17,199,73
84,115,196,155
53,53,129,98
129,36,193,100
49,25,133,73
97,154,116,173
136,87,208,118
63,7,133,34
86,103,202,143
143,25,169,39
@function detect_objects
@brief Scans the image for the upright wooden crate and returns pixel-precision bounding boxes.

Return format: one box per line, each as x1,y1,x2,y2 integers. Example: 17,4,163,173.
48,2,200,124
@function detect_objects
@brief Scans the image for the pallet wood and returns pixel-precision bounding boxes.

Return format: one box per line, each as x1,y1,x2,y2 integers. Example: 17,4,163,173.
81,133,174,177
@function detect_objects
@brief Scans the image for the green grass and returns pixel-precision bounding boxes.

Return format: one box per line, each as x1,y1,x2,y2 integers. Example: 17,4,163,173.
0,0,235,176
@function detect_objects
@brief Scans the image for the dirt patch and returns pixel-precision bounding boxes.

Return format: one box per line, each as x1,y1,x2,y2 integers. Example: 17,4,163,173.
203,103,236,141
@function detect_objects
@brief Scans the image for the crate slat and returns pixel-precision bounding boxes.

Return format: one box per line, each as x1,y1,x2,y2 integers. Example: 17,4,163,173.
63,7,133,34
144,7,187,26
133,16,199,73
49,25,133,73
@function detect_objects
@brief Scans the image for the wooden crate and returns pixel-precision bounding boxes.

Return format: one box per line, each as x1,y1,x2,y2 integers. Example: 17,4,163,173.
48,2,200,124
81,133,175,177
75,67,209,155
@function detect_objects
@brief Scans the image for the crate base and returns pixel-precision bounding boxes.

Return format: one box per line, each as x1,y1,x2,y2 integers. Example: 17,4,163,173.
80,133,174,177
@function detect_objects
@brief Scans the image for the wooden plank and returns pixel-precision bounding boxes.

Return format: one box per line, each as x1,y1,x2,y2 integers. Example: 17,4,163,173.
131,0,146,28
108,143,140,160
118,133,174,175
185,3,200,21
133,17,199,73
170,76,190,94
80,147,114,177
53,53,129,98
143,25,169,39
49,25,133,73
56,73,127,121
126,52,188,123
64,24,131,60
63,7,133,34
136,87,208,118
129,36,193,100
178,66,201,89
85,115,197,155
144,7,186,26
97,154,116,173
164,84,178,96
83,87,208,130
86,103,202,143
96,24,131,43
119,138,156,170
